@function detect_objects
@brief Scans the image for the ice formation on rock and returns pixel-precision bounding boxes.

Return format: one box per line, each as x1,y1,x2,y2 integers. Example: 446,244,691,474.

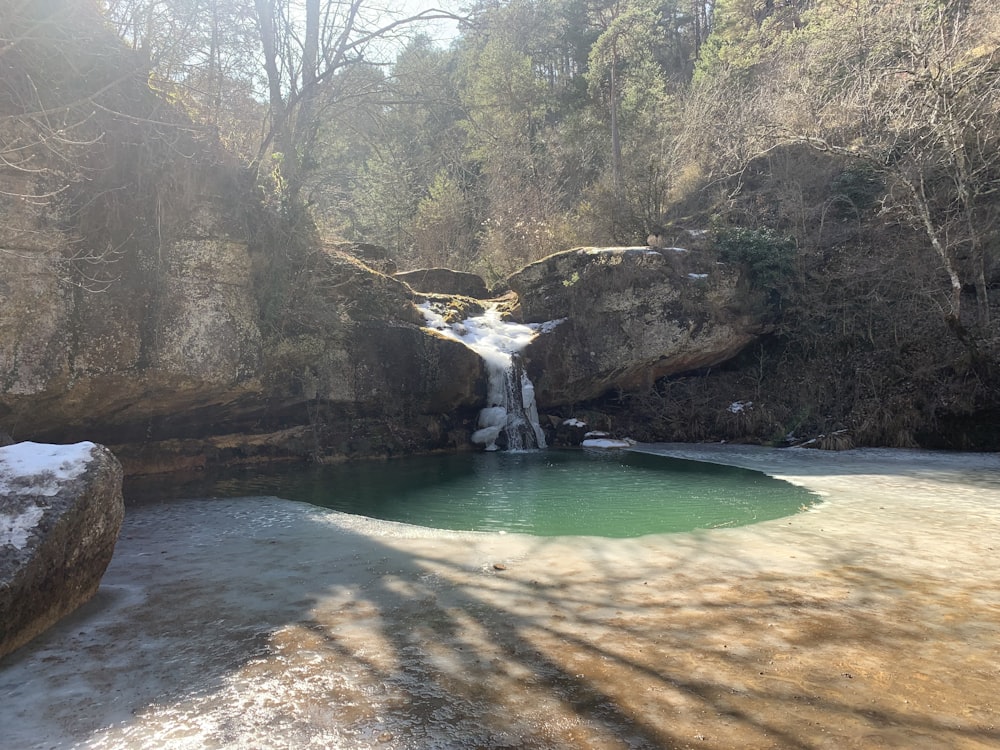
420,303,559,450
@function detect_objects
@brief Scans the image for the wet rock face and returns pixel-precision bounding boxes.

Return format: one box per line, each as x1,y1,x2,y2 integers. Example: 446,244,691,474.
508,247,766,406
0,442,124,660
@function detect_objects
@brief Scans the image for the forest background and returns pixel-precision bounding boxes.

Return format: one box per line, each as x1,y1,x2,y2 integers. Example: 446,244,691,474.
4,0,1000,448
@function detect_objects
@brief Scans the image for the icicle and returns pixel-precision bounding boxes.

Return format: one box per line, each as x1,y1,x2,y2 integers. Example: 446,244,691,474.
419,303,559,451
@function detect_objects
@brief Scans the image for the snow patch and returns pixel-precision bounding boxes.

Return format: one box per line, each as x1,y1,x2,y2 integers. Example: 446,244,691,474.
0,441,95,496
1,504,44,550
562,418,586,428
0,442,96,550
532,318,566,334
581,431,635,448
420,303,564,359
688,273,709,280
582,438,634,449
728,401,753,414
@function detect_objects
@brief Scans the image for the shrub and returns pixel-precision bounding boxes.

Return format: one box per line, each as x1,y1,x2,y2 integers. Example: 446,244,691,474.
712,223,796,297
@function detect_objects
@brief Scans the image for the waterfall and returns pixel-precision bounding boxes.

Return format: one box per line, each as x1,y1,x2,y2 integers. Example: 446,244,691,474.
471,350,546,451
419,303,557,451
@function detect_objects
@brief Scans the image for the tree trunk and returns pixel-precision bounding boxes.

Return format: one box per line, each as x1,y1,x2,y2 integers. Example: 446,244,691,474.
609,45,624,234
974,254,991,326
253,0,290,165
900,172,964,322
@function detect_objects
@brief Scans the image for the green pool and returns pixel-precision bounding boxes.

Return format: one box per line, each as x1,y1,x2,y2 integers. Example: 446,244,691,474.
129,449,817,538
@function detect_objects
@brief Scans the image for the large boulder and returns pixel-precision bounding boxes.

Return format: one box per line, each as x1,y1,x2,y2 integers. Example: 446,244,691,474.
0,442,124,659
395,268,490,299
509,247,766,406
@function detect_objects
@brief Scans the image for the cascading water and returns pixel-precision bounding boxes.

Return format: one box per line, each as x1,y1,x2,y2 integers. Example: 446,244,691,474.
420,302,560,451
474,348,545,450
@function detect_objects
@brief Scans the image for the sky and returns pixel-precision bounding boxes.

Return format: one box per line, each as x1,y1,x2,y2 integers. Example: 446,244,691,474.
370,0,466,48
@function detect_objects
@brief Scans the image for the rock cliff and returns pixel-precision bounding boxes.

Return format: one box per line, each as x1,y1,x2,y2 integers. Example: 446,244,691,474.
1,176,763,468
0,156,485,473
0,1,488,472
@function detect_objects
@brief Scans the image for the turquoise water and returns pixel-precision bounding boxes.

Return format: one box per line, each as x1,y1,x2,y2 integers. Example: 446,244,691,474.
129,449,816,538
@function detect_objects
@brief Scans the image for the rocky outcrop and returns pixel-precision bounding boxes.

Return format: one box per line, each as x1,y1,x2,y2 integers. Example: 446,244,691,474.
0,128,485,472
0,442,124,659
509,247,766,406
395,268,490,299
0,200,485,472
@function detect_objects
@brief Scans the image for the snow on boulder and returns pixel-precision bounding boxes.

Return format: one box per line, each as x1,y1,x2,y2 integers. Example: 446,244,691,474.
581,433,636,449
1,442,124,660
581,438,635,449
551,416,588,447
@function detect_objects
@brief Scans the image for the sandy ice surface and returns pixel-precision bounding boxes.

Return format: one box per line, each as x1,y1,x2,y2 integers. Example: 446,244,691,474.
1,444,999,749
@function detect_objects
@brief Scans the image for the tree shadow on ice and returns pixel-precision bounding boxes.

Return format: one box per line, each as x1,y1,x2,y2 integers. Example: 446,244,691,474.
3,494,1000,749
324,534,1000,749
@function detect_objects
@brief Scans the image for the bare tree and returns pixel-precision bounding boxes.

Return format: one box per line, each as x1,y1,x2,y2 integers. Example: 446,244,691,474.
0,0,154,289
770,0,1000,335
249,0,463,202
100,0,463,203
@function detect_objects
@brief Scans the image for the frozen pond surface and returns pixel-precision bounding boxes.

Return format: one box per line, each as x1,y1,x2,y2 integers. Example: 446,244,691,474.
2,444,1000,749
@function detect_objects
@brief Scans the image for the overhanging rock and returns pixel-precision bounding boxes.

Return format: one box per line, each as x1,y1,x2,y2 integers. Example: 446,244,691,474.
508,247,766,406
